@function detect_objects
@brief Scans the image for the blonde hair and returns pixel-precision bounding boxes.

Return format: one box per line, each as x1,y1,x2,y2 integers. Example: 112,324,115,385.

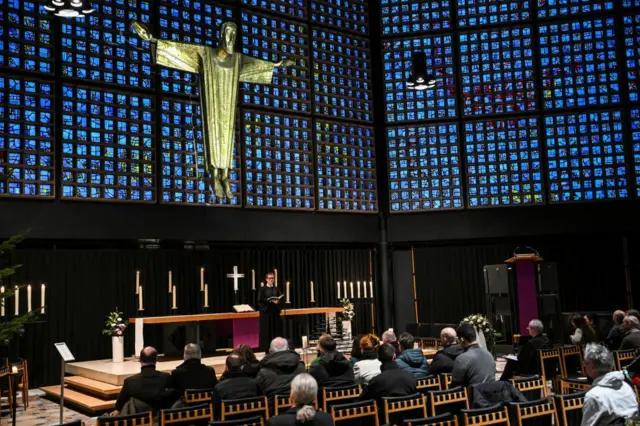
360,334,380,352
291,374,317,422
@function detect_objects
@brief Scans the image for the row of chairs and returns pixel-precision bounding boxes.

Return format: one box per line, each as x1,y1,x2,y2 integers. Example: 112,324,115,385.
538,346,635,384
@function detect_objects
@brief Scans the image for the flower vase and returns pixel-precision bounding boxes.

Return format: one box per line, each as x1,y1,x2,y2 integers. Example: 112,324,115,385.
342,320,352,342
112,336,124,363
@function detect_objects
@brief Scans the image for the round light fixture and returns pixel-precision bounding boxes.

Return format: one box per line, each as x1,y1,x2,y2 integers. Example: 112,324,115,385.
44,0,95,17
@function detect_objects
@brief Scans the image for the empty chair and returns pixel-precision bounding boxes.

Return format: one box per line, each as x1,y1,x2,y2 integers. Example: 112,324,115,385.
554,391,586,426
537,349,561,391
417,375,442,394
558,378,591,395
560,346,583,378
509,398,558,426
96,412,153,426
461,403,510,426
614,349,636,371
208,416,264,426
331,399,379,426
510,375,546,401
220,396,269,422
160,403,213,426
404,412,459,426
322,384,361,412
184,388,215,406
382,393,427,426
429,386,469,418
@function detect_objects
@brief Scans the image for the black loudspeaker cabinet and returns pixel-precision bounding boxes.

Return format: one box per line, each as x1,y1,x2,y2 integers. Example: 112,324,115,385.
537,262,559,294
484,264,510,295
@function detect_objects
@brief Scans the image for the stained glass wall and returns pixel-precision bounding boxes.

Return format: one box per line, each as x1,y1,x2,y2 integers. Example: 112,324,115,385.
0,0,376,212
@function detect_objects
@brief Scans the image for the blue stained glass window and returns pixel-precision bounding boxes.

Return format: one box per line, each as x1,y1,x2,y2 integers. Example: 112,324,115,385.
160,98,240,206
624,0,640,7
315,120,377,212
545,110,628,203
61,84,155,202
380,0,452,36
538,0,614,19
61,0,152,89
387,122,463,211
1,0,53,73
241,12,311,113
459,26,536,116
0,76,54,198
464,117,544,207
383,35,456,123
625,14,640,104
630,110,640,197
312,29,372,121
243,0,307,20
457,0,530,27
311,0,368,34
539,18,619,110
242,110,314,210
159,0,235,96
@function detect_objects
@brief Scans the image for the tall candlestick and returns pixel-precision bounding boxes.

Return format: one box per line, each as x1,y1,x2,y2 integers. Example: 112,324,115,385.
274,269,278,287
136,270,140,294
172,286,177,309
252,269,256,290
41,284,46,314
27,285,32,312
1,286,4,316
138,286,143,310
310,281,315,303
286,281,290,304
364,280,368,298
370,281,373,299
200,267,204,291
350,282,354,299
337,281,341,299
357,281,361,299
204,284,209,308
14,286,19,315
343,281,347,299
169,270,172,293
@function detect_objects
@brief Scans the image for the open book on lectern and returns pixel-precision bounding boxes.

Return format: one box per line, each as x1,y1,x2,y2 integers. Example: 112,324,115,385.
233,304,255,313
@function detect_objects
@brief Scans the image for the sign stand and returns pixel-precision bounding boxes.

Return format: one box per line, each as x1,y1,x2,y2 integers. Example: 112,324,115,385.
54,342,75,425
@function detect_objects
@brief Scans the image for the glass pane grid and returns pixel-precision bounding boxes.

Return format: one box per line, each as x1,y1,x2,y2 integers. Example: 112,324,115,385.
538,0,614,19
380,0,452,36
311,0,368,35
464,117,544,207
457,0,531,28
159,0,235,96
312,28,372,121
2,0,53,74
315,120,377,212
383,34,457,122
625,14,640,104
540,17,620,110
61,0,152,89
459,26,537,116
241,12,311,113
545,110,628,203
243,0,306,20
387,122,463,211
0,76,54,198
61,84,156,202
625,0,640,8
630,109,640,197
243,110,314,210
160,98,240,206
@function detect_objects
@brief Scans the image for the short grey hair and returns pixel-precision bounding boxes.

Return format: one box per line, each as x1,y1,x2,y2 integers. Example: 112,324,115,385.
528,319,544,334
441,327,457,343
624,316,640,330
291,373,318,422
583,343,614,376
184,343,201,361
382,330,397,342
270,337,289,353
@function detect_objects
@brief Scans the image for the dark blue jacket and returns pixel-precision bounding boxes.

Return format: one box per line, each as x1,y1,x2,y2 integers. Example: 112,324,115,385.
395,348,429,378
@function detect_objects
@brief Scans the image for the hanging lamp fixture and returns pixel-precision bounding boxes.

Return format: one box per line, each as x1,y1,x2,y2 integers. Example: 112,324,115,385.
44,0,95,18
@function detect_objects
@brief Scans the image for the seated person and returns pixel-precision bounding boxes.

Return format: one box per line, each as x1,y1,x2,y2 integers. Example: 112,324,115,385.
582,344,638,426
606,310,626,351
257,337,305,398
451,324,496,389
620,315,640,350
429,327,464,375
353,334,382,385
500,319,552,381
235,343,261,378
213,354,260,417
395,332,429,378
115,347,174,414
170,343,218,394
268,374,333,426
309,334,354,388
382,330,399,354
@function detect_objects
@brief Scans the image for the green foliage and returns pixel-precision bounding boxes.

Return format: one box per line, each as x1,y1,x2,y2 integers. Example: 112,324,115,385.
102,310,127,337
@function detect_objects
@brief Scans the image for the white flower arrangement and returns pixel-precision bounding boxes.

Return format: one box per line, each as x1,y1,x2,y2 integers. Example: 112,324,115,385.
102,309,127,337
340,298,355,321
461,314,498,351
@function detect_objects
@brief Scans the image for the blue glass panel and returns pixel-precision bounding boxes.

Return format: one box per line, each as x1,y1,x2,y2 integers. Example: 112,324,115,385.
387,122,463,211
315,120,376,212
383,35,456,123
380,0,452,36
464,117,544,207
539,18,619,110
625,0,640,7
61,84,155,202
625,14,640,104
630,110,640,197
311,0,368,34
312,29,372,121
545,110,628,203
242,110,313,210
538,0,614,19
160,98,240,206
0,76,54,197
457,0,530,27
243,0,306,19
460,26,536,116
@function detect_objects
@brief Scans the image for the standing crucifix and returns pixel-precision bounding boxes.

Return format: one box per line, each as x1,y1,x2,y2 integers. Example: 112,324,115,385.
227,265,245,293
132,21,294,200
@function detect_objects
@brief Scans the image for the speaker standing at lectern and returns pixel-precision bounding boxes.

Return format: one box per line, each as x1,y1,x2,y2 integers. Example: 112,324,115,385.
258,271,284,351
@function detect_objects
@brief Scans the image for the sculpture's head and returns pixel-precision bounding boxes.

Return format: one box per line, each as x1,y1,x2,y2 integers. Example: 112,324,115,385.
220,22,237,55
132,21,153,42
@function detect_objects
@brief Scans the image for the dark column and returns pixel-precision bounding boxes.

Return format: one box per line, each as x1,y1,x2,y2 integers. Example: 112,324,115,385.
377,214,393,331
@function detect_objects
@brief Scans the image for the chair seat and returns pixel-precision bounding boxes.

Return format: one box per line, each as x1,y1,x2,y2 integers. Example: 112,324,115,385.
564,377,589,384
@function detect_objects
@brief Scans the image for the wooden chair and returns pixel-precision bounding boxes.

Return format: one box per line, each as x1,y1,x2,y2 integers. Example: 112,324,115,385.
160,403,213,426
96,411,153,426
554,391,586,426
184,388,214,406
538,349,562,391
559,378,591,395
331,399,379,426
209,416,264,426
56,421,86,426
382,393,427,425
221,396,269,421
614,349,636,371
3,359,28,410
509,398,558,426
461,404,510,426
419,338,440,349
560,346,583,378
429,386,469,417
417,375,442,393
322,384,361,412
441,373,453,390
273,394,318,415
634,384,640,404
510,375,547,401
404,412,459,426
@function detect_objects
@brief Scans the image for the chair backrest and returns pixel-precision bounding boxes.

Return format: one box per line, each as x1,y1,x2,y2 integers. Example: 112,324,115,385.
97,411,153,426
322,384,362,412
331,399,379,426
560,346,583,378
383,393,427,425
273,394,318,415
510,375,546,401
614,349,636,370
404,412,459,426
221,396,269,421
160,403,213,426
509,398,558,426
634,384,640,404
417,375,442,393
55,421,85,426
430,386,469,417
184,388,215,406
538,349,561,383
554,391,586,426
441,373,453,390
208,416,265,426
559,378,591,395
461,404,510,426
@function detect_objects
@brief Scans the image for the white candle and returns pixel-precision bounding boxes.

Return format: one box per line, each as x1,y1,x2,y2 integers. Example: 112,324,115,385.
310,281,315,303
136,270,140,294
302,335,308,348
41,284,46,314
1,286,4,316
14,286,19,315
11,366,17,374
364,280,368,298
200,267,204,291
343,281,347,299
357,281,361,299
261,281,264,287
169,270,172,293
337,281,341,299
274,269,278,287
350,282,354,299
286,281,290,304
204,284,209,308
370,281,373,299
252,269,256,290
27,285,32,312
138,286,143,310
172,286,177,309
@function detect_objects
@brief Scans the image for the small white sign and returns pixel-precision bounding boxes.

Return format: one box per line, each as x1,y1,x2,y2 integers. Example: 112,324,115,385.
54,342,75,362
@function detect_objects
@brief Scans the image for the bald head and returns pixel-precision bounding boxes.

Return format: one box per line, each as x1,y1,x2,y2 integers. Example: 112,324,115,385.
140,346,158,367
270,337,288,353
613,310,626,325
226,353,244,372
441,327,457,345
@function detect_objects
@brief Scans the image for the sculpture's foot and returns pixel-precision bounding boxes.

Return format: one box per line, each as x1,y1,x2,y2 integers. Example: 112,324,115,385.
213,176,225,199
222,177,234,200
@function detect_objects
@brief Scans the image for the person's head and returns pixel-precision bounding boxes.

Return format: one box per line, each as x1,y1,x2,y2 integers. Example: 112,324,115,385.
582,343,613,380
235,343,258,363
456,323,477,348
398,332,415,352
290,374,318,422
265,271,275,287
378,343,396,363
226,353,245,372
571,314,586,329
613,310,626,325
527,319,544,337
351,334,366,359
623,315,640,333
140,346,158,367
440,327,457,346
220,21,237,54
184,343,201,361
270,337,289,353
585,313,599,327
359,334,380,353
382,330,397,344
317,334,336,355
627,310,640,321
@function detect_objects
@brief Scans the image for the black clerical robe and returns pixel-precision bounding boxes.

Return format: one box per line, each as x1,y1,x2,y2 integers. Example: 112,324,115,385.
257,285,283,351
